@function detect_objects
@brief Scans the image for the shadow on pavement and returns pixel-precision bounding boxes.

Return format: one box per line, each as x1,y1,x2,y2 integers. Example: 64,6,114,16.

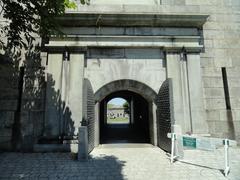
0,153,126,180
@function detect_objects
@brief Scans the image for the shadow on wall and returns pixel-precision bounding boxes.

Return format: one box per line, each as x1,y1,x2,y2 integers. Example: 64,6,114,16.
13,41,47,151
37,74,75,145
0,52,21,151
0,38,76,152
0,153,126,180
226,110,235,140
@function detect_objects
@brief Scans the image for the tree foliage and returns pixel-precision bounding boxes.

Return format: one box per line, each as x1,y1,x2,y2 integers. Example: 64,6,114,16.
107,103,114,109
123,101,130,114
0,0,88,51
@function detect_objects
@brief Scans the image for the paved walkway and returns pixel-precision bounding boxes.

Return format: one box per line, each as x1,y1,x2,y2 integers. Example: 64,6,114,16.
0,144,239,180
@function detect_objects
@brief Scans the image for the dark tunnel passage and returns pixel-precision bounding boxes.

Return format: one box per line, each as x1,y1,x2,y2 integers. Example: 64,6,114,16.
100,90,150,144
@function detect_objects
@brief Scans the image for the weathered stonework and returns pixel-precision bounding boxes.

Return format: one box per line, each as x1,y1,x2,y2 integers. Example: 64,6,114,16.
47,0,240,145
0,0,240,152
0,57,19,151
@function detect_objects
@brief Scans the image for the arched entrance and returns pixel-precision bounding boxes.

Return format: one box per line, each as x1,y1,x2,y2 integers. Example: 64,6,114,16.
83,78,173,152
94,79,158,146
100,90,150,144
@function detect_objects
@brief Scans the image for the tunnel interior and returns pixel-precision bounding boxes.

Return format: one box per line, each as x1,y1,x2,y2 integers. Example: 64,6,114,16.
100,90,150,144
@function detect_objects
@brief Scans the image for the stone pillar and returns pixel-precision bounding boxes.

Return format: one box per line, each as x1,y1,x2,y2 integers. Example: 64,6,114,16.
166,53,191,134
45,53,63,137
78,126,88,161
179,54,192,132
60,57,70,136
166,53,183,132
68,53,85,135
187,54,209,134
103,100,107,124
94,102,100,147
130,98,134,124
152,103,157,146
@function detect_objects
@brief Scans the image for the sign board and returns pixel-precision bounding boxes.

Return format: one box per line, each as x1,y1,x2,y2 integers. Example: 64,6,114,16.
167,133,237,151
168,133,237,177
182,137,196,149
196,138,215,151
182,136,216,151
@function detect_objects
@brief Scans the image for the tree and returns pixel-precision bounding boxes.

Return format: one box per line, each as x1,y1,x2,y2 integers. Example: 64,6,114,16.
0,0,88,51
123,101,130,115
107,103,114,109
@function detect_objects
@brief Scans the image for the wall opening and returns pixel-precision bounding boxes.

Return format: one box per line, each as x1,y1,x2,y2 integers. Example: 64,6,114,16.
107,98,130,125
94,79,159,147
100,90,150,144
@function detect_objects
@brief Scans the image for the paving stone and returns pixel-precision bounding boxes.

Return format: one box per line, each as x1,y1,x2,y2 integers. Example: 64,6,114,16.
0,145,239,180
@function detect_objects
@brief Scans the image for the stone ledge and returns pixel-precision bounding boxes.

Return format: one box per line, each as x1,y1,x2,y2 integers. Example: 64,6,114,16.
67,4,202,15
46,35,203,53
57,13,208,28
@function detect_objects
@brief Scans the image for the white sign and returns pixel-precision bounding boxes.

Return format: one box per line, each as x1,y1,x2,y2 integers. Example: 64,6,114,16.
196,138,215,151
167,133,237,151
168,133,237,177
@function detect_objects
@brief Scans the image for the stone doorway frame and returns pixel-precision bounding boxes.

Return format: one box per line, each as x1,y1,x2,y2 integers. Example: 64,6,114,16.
94,79,158,147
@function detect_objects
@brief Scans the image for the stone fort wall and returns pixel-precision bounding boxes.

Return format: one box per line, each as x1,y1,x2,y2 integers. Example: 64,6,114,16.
72,0,240,142
0,0,240,151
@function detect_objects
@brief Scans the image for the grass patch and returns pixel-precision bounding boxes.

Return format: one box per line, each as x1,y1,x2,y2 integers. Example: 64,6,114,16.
107,117,130,124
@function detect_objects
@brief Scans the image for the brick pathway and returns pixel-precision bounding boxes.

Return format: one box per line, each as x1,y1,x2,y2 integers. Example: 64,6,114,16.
0,144,239,180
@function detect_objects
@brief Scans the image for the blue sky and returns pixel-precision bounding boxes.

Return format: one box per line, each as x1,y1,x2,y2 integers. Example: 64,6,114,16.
108,98,126,105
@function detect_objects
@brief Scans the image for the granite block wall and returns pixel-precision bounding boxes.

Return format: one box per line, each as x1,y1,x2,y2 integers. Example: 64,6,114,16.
0,56,19,151
73,0,240,142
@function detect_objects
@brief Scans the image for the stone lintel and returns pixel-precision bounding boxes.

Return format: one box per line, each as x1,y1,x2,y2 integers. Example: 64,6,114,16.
45,35,203,53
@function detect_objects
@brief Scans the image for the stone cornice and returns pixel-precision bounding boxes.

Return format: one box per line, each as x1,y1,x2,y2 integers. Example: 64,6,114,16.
66,4,202,16
45,35,203,53
57,13,209,28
